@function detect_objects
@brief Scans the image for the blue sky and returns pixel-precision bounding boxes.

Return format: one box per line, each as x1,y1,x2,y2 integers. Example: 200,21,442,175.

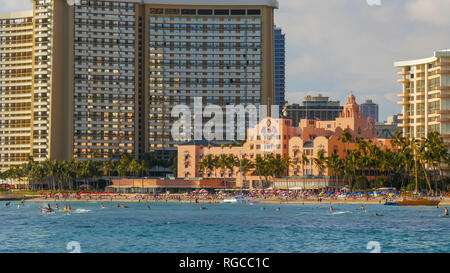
2,0,449,121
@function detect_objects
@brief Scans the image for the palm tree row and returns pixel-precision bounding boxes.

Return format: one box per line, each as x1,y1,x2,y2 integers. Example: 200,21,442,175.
199,153,291,189
198,129,450,193
0,153,176,191
327,130,450,193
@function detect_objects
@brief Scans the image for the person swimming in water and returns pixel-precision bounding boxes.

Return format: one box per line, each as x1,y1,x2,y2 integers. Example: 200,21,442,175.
100,203,105,208
374,213,384,217
200,206,208,210
445,208,449,216
147,205,151,210
121,205,128,208
117,203,120,208
5,202,11,207
360,205,365,211
276,208,281,211
329,206,334,213
55,204,59,210
47,204,54,212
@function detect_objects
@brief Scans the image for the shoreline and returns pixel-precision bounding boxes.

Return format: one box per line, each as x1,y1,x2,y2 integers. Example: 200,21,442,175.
22,197,450,206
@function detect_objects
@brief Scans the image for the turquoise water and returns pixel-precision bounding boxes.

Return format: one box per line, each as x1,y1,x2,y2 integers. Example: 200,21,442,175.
0,201,449,253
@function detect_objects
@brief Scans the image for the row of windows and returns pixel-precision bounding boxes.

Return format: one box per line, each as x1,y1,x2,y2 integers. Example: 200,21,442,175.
150,17,261,23
150,8,260,16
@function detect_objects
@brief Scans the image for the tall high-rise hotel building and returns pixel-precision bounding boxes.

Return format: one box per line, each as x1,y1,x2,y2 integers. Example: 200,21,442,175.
0,0,278,170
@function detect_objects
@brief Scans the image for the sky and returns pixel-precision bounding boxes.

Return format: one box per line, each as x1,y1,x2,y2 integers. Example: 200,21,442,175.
2,0,450,121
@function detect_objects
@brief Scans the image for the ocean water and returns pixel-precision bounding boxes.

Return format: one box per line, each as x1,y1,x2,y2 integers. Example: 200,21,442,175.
0,201,449,253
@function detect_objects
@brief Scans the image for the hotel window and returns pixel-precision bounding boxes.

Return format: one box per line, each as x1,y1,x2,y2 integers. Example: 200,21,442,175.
214,9,229,15
181,9,196,15
231,9,246,15
198,9,213,15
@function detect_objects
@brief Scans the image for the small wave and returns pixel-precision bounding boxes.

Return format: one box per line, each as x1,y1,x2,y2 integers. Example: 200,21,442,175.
331,211,352,215
73,209,91,213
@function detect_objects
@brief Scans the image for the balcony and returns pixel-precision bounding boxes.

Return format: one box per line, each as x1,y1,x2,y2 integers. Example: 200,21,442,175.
397,79,410,83
437,86,450,91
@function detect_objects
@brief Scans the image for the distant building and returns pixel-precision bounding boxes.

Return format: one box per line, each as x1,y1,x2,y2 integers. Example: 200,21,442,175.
395,49,450,140
375,114,401,138
395,49,450,176
375,123,400,139
178,93,387,189
274,27,286,108
283,94,343,126
360,99,379,122
386,114,401,125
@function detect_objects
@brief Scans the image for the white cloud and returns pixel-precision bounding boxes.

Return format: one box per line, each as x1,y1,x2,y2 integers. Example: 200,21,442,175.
275,0,448,120
406,0,450,26
0,0,444,121
383,93,399,104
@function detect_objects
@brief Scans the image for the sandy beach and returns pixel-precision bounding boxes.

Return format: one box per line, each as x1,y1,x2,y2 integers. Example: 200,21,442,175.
24,195,450,206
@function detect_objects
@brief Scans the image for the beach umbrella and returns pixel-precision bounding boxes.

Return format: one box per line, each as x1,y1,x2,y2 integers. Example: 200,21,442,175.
328,192,334,194
394,192,400,194
345,192,350,195
358,191,364,194
377,192,382,194
368,192,374,194
386,188,393,191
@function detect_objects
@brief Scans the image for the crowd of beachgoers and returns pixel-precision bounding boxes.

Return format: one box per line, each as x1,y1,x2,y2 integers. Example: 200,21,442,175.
26,190,450,205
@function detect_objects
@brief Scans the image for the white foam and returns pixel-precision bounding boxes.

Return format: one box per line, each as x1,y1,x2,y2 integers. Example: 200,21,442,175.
73,209,91,213
331,211,352,215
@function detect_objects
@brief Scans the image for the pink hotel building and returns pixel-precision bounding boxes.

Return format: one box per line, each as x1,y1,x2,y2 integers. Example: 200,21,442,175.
177,94,393,189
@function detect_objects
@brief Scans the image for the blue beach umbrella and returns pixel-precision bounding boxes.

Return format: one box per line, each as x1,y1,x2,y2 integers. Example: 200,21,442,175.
386,188,393,191
352,192,357,194
328,192,334,194
376,192,382,194
394,192,400,194
358,191,364,194
368,192,374,195
346,192,351,195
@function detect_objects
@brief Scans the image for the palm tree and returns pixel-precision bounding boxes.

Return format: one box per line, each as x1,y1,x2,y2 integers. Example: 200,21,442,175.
199,154,215,177
236,157,254,188
140,160,147,177
30,163,46,191
300,152,308,177
212,155,220,177
127,159,140,177
344,150,359,193
103,159,116,177
340,128,353,156
217,154,229,178
422,131,449,193
326,152,343,190
254,155,269,190
117,154,130,177
313,149,326,177
56,160,70,191
43,159,58,191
